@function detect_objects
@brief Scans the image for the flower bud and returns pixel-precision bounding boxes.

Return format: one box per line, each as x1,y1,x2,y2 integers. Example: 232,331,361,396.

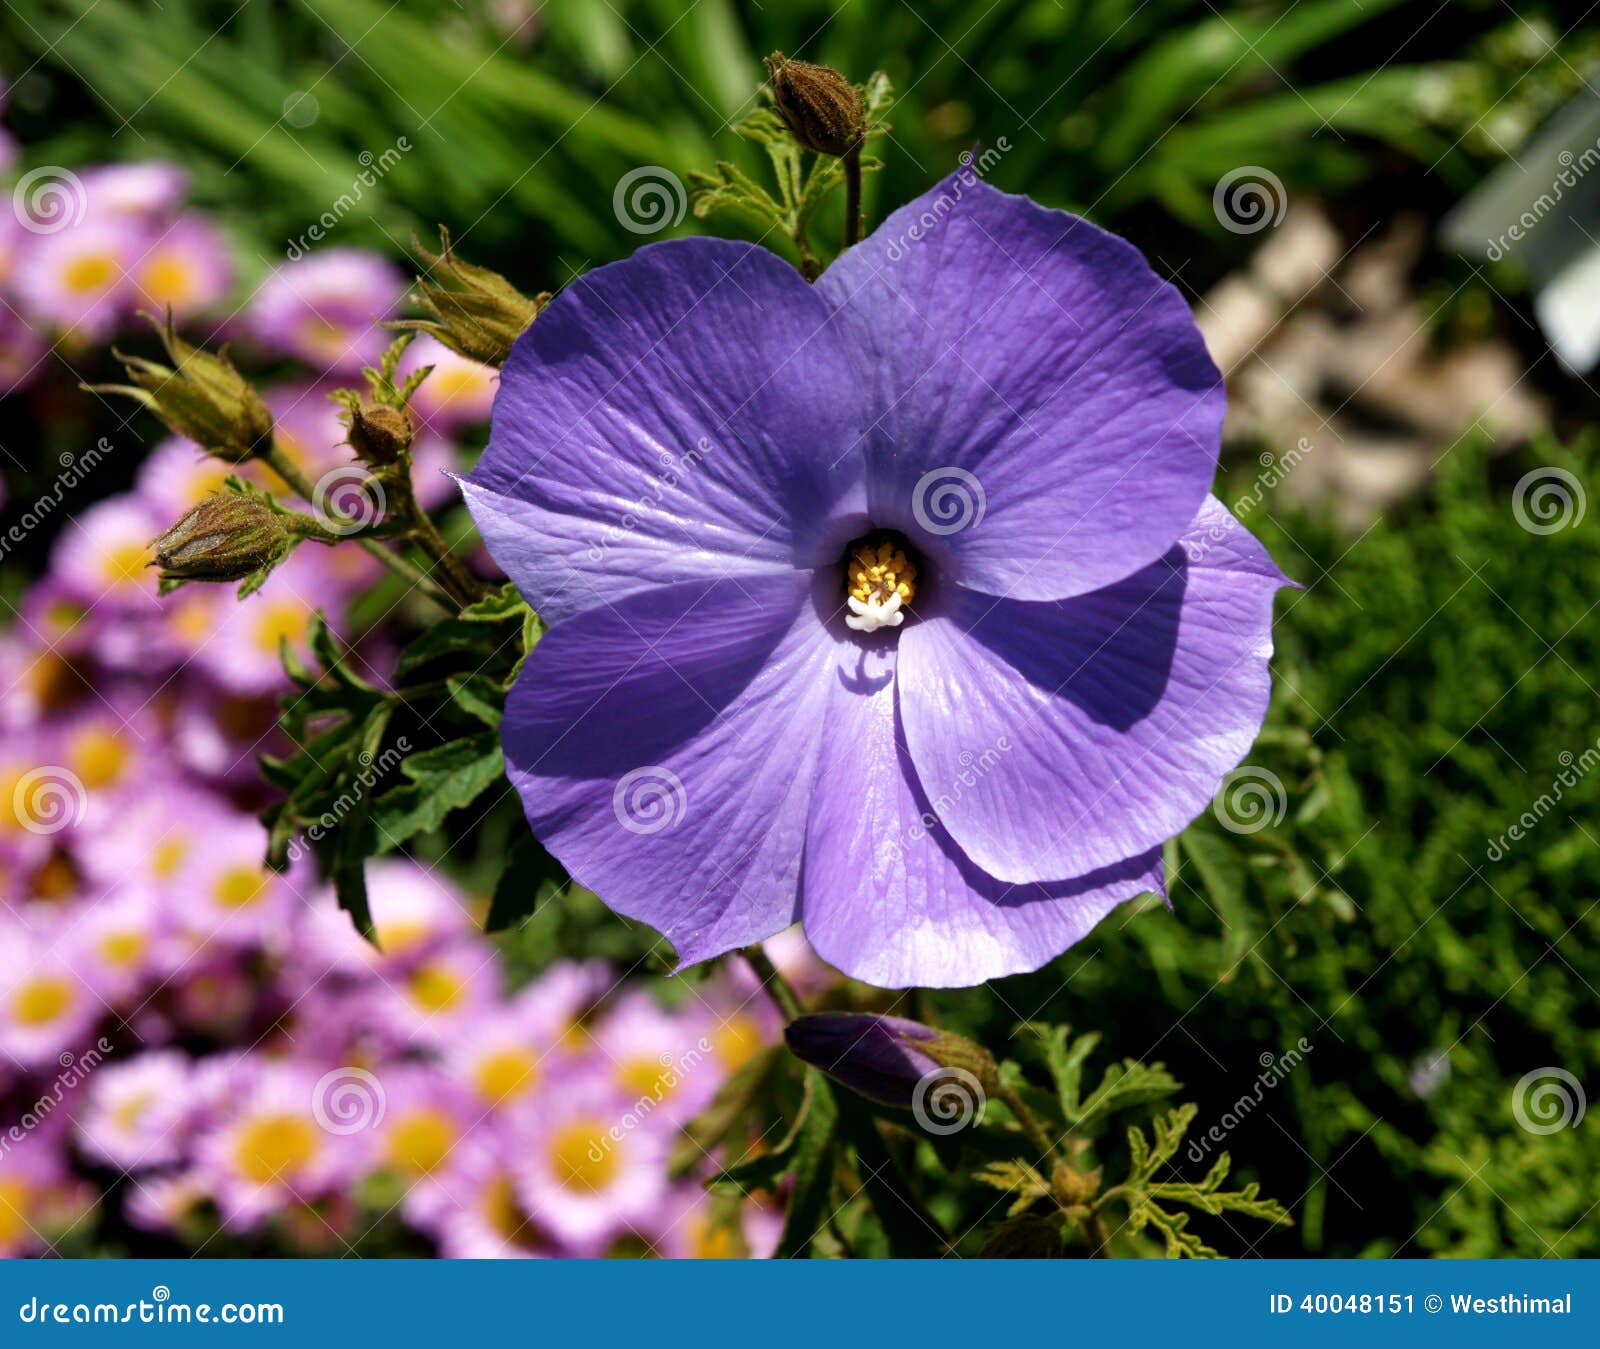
343,402,414,467
783,1012,999,1108
765,53,865,158
151,492,293,583
390,227,545,367
91,313,272,463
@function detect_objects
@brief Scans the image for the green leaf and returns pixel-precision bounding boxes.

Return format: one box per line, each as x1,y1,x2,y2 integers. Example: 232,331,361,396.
446,673,504,730
772,1069,841,1259
369,733,505,851
484,832,564,932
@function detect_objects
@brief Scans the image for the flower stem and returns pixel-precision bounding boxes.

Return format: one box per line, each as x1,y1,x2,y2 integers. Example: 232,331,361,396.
999,1084,1057,1160
259,443,455,611
739,947,802,1022
843,142,864,248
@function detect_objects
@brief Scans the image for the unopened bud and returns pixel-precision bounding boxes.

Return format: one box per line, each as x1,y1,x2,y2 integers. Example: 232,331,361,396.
90,313,272,463
151,492,293,583
389,227,545,367
344,402,414,466
765,53,865,158
784,1012,1000,1108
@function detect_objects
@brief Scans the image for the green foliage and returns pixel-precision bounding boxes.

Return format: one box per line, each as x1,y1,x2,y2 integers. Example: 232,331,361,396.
261,582,535,936
0,0,1551,288
932,430,1600,1258
690,72,892,273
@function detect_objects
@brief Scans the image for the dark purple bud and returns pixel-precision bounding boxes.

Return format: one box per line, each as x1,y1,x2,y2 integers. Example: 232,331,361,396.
784,1012,997,1109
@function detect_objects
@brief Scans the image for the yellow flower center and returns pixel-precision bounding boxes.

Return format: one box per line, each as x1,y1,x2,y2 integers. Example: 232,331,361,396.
114,1092,155,1131
374,918,428,955
13,977,74,1026
70,727,129,790
386,1109,457,1176
232,1114,318,1185
409,963,465,1013
690,1213,738,1259
63,252,119,295
99,930,148,967
213,864,270,910
474,1049,539,1105
152,835,190,879
141,255,196,306
0,1179,33,1247
253,600,310,656
618,1057,672,1099
430,364,493,411
549,1118,619,1193
481,1175,527,1242
100,539,151,587
713,1014,762,1073
848,539,917,606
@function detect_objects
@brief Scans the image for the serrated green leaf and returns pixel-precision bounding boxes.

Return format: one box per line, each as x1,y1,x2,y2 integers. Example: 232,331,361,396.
368,732,504,851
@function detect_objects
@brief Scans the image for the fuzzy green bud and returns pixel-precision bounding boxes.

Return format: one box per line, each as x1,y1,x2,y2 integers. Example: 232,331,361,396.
90,312,273,463
765,53,865,158
343,402,414,467
151,492,294,583
389,227,545,368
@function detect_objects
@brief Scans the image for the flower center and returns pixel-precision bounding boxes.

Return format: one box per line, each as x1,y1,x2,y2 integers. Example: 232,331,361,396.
844,533,918,633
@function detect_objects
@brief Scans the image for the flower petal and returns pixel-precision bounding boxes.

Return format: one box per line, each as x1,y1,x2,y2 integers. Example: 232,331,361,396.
799,641,1163,988
816,174,1221,601
464,239,867,624
897,496,1292,883
499,572,841,964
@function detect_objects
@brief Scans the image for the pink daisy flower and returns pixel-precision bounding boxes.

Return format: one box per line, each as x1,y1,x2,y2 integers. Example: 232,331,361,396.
13,215,142,341
250,249,404,373
75,1049,194,1172
133,214,232,317
509,1069,668,1249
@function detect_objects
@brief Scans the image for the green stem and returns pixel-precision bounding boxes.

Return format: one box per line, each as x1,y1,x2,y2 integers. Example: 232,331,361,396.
260,443,455,610
999,1084,1057,1160
402,496,487,606
843,142,864,248
739,947,802,1021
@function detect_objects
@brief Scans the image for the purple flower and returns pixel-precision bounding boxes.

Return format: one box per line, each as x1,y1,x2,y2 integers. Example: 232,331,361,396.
463,176,1292,988
250,248,404,373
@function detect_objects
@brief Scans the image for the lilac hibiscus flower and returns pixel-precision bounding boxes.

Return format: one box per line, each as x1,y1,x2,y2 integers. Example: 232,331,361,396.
463,175,1292,988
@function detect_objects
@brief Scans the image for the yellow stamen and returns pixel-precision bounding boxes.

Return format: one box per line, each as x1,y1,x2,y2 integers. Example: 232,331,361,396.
847,540,917,608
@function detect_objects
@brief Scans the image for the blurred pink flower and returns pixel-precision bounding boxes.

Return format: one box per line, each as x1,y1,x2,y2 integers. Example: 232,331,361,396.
250,249,404,373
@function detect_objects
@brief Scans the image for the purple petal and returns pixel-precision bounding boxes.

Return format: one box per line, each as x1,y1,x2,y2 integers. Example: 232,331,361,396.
816,174,1222,602
897,496,1292,883
464,240,868,625
498,572,836,964
800,639,1163,988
